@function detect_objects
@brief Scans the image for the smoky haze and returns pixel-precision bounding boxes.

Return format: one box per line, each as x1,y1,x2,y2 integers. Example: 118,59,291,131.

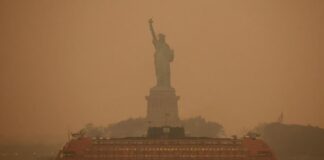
0,0,323,143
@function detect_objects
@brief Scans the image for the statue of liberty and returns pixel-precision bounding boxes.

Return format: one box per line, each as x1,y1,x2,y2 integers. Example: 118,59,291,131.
149,19,174,88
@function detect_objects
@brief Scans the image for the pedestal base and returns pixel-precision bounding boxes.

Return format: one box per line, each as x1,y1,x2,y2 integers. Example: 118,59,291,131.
146,87,180,127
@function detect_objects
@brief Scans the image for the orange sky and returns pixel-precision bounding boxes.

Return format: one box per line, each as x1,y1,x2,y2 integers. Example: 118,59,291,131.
0,0,323,143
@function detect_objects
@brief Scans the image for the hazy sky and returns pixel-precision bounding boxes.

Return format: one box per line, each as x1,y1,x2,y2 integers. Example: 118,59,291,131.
0,0,323,143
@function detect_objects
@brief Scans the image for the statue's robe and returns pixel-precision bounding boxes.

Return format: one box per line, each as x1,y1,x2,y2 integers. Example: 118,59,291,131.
153,40,174,88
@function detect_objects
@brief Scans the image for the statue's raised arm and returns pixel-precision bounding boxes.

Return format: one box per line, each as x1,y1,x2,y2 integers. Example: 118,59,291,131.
149,18,157,43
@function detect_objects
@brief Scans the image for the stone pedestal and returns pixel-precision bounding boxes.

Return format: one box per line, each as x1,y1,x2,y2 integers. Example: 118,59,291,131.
146,87,180,127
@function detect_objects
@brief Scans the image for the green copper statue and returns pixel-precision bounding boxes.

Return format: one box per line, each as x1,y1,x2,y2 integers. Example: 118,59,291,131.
149,19,174,88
